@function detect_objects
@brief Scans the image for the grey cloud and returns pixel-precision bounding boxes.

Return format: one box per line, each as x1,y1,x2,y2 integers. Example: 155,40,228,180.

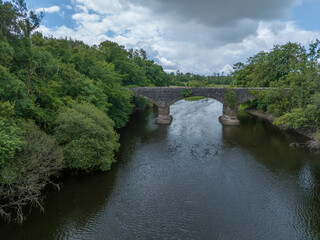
204,19,259,45
124,0,297,26
118,0,298,46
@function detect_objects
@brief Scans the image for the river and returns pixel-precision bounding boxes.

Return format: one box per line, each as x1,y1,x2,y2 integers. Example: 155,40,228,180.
1,99,320,240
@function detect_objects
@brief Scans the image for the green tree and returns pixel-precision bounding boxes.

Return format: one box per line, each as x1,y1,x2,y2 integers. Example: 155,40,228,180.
0,120,63,223
55,103,120,171
0,102,22,168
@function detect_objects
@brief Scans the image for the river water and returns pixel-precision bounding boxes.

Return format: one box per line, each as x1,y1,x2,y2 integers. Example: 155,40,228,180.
1,99,320,240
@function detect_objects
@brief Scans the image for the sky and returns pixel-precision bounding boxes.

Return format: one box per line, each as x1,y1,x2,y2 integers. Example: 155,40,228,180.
25,0,320,75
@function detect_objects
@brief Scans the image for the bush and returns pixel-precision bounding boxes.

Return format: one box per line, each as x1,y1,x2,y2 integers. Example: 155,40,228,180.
225,87,237,108
55,102,119,171
274,108,308,129
132,96,152,110
181,88,192,98
0,102,22,167
0,121,64,223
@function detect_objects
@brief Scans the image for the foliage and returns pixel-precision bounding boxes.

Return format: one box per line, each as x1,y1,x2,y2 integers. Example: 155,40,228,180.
184,96,207,101
0,102,22,168
132,96,152,110
233,41,320,130
181,88,192,98
0,121,63,223
224,87,237,108
55,103,119,171
169,71,233,87
0,0,43,40
274,93,320,129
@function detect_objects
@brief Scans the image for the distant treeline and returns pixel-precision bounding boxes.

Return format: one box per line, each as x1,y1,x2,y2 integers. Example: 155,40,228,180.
168,71,233,87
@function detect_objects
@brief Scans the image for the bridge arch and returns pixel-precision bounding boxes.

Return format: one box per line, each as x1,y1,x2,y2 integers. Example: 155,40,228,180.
130,87,271,125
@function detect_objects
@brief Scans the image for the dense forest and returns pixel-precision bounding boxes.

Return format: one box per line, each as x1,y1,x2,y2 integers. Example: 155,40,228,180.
1,0,320,223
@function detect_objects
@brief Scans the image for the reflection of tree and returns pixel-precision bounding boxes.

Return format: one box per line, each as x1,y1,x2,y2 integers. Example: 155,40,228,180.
0,170,117,240
118,108,169,147
221,112,312,173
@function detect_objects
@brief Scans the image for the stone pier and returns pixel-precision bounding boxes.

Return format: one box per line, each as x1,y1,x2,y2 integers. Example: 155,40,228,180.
155,106,173,125
219,104,240,126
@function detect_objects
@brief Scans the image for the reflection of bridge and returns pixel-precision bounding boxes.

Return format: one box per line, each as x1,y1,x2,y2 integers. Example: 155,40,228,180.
130,87,272,125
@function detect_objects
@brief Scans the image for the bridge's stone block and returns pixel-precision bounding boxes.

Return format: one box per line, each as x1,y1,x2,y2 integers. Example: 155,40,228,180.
155,115,173,125
219,105,240,126
155,106,173,125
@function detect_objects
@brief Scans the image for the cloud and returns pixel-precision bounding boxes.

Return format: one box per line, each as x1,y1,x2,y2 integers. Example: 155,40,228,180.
65,5,73,10
36,0,320,75
123,0,301,26
35,6,60,14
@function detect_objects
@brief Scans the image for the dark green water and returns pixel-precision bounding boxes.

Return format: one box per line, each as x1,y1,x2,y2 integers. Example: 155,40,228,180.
1,99,320,240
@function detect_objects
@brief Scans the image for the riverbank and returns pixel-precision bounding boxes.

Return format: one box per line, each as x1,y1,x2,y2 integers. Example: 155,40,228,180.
244,108,320,152
244,109,314,139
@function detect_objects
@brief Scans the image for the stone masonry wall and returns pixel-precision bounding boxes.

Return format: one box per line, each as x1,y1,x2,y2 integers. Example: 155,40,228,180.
130,87,273,107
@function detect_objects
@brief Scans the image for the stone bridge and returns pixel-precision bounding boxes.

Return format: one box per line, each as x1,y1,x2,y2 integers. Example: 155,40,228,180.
130,87,272,125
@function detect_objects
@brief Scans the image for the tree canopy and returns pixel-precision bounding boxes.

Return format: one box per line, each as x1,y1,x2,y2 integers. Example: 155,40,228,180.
232,41,320,130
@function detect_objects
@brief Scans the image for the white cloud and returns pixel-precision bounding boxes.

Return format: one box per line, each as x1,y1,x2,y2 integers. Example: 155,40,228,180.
36,6,60,14
65,5,73,10
37,0,320,75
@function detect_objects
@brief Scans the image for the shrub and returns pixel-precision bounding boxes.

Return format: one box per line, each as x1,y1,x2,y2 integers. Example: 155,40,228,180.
274,108,308,129
55,102,119,171
181,88,192,98
0,102,22,167
0,121,64,223
225,87,237,108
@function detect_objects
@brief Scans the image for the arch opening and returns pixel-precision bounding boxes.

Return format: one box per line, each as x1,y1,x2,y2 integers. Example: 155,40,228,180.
155,97,240,126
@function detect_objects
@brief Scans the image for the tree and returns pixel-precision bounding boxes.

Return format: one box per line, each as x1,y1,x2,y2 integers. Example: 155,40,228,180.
0,0,43,40
0,102,22,168
0,120,63,223
233,40,320,130
55,103,120,171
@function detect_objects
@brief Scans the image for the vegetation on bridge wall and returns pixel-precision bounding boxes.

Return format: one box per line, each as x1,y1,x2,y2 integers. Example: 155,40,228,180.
224,87,237,108
181,89,192,98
